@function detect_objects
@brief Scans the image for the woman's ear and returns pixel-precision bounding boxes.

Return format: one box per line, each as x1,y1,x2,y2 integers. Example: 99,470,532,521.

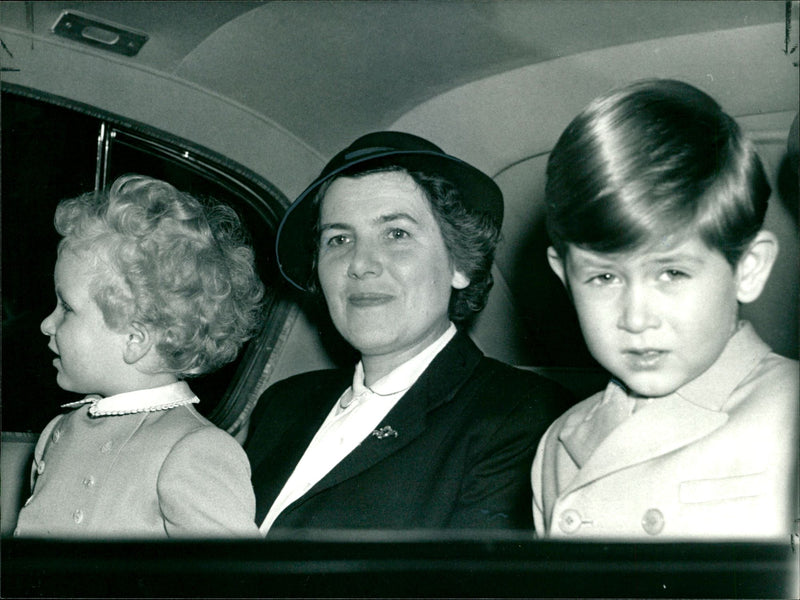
122,321,156,365
735,230,779,304
451,268,470,290
547,246,567,287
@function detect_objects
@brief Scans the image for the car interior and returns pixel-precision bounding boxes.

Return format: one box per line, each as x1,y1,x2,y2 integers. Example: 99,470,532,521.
1,1,798,597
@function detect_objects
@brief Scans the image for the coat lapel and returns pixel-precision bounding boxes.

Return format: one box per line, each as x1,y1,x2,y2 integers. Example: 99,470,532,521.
562,395,728,493
250,374,349,520
294,331,482,503
553,322,770,506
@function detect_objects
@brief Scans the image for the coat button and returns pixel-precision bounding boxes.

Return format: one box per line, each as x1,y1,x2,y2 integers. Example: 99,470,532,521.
82,475,96,488
642,508,665,535
558,509,583,534
36,460,46,475
72,509,84,524
100,441,113,453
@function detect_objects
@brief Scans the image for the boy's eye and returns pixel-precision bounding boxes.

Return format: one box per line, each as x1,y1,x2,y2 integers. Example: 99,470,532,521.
659,269,689,282
59,300,73,313
588,273,617,285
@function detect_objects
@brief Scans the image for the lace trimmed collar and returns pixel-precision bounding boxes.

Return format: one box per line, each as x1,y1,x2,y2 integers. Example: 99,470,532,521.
62,381,198,417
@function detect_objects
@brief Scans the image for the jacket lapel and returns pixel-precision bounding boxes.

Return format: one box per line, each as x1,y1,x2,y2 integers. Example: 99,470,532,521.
554,322,769,501
250,375,349,519
562,394,728,493
294,331,482,503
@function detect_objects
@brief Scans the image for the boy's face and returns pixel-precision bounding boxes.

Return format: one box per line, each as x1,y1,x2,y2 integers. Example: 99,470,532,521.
40,250,129,397
550,236,742,398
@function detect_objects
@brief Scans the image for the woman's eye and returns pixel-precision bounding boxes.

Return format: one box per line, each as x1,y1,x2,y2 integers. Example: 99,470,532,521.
59,300,73,313
387,228,409,240
324,234,349,247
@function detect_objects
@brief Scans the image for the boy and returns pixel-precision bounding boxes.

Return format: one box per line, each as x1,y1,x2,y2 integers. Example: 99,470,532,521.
14,175,264,537
531,79,799,540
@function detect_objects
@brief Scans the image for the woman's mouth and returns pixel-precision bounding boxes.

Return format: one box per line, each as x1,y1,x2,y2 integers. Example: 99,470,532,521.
348,293,394,307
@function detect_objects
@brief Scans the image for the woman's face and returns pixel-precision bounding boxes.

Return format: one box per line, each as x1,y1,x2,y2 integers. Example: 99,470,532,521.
317,171,469,377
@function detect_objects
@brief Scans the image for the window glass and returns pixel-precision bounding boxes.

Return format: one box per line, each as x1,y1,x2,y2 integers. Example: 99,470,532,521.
2,93,100,432
1,90,284,432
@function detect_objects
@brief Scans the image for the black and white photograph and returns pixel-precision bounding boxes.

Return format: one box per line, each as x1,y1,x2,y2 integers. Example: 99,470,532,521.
1,1,798,597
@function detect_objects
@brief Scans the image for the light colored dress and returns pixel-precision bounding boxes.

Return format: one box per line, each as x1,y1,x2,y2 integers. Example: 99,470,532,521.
14,381,258,538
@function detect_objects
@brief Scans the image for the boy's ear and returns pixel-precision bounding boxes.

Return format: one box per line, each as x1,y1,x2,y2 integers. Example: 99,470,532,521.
735,230,779,304
547,246,567,287
122,321,156,365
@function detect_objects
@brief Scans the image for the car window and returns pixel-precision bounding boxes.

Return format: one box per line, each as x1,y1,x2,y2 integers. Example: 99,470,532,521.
1,89,287,434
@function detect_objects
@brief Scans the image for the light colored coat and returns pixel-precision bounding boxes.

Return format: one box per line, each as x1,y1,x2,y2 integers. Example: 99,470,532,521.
532,323,799,540
14,383,258,538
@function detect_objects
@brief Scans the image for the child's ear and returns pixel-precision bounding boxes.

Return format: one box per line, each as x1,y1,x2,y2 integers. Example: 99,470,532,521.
547,246,568,287
122,321,156,365
735,230,779,304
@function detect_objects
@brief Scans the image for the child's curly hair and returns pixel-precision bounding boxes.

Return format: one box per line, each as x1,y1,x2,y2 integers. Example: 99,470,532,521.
55,174,265,378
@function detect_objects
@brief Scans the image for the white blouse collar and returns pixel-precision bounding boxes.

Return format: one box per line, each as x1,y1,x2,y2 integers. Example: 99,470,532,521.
61,381,198,417
352,322,457,397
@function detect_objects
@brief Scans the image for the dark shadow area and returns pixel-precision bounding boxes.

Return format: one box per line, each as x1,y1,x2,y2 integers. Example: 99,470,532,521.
2,535,796,598
508,203,598,368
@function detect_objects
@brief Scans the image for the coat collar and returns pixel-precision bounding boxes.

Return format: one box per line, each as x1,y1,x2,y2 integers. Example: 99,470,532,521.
559,322,769,493
676,321,770,411
562,396,729,492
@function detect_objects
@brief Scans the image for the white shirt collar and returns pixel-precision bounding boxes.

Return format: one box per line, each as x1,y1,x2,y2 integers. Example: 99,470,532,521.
61,381,198,417
355,322,457,394
346,323,457,409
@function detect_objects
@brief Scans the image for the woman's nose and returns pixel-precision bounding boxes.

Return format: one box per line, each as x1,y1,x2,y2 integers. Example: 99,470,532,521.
347,242,382,279
617,285,660,333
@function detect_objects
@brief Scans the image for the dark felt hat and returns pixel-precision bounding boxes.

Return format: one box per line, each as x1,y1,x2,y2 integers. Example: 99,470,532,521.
276,131,504,291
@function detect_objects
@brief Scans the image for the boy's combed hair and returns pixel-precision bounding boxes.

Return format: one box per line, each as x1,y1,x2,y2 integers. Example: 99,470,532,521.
55,175,265,378
545,79,771,266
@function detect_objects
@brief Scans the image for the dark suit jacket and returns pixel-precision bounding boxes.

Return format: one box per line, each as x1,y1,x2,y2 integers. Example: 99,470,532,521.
246,331,572,533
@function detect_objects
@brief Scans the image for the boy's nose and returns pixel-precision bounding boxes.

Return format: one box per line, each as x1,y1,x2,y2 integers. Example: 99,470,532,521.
617,285,660,333
347,242,382,280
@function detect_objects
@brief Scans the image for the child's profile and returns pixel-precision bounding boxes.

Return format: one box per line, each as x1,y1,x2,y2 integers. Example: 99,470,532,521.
14,175,264,538
532,79,799,540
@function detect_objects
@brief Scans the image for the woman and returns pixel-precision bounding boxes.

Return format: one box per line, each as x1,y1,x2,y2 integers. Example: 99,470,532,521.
246,131,571,535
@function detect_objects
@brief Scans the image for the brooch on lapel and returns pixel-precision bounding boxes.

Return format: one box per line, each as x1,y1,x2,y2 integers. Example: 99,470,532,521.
371,425,398,439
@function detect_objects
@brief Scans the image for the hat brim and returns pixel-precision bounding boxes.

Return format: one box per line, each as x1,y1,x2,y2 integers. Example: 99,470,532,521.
276,149,503,292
